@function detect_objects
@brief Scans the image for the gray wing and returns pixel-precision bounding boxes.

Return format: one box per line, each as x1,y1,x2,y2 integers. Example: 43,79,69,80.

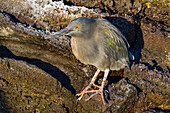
96,18,130,67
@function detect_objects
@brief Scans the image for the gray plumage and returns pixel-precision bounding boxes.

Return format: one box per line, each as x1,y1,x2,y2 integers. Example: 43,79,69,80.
68,17,130,71
45,17,132,104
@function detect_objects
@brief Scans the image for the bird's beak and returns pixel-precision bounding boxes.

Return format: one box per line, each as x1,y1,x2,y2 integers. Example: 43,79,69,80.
45,27,73,39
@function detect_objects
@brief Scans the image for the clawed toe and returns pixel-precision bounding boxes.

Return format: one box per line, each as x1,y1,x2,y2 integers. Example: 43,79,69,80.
76,69,109,105
76,83,100,99
85,89,106,104
77,86,106,104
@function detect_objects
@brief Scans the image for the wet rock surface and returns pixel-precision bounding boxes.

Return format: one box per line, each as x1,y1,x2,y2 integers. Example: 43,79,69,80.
0,0,169,112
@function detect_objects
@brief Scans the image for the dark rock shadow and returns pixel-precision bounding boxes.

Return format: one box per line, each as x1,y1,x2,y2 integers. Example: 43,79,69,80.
2,11,21,23
0,45,76,95
144,107,170,113
0,89,11,113
142,60,164,73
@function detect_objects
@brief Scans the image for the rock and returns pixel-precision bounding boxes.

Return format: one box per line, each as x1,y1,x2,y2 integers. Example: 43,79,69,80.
143,0,170,26
0,0,169,112
65,0,169,25
0,0,104,31
108,79,137,112
0,58,69,112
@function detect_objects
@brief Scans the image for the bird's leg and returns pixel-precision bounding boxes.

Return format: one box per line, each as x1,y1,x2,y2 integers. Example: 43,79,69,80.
85,68,110,104
76,69,100,100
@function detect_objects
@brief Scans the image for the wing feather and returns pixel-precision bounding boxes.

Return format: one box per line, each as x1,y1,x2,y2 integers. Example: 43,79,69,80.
96,18,130,67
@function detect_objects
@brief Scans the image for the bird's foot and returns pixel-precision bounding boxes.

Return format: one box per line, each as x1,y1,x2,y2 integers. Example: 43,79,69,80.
76,83,101,101
85,88,106,105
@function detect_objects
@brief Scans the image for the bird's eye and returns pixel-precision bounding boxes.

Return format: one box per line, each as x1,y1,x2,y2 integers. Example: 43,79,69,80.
75,26,79,29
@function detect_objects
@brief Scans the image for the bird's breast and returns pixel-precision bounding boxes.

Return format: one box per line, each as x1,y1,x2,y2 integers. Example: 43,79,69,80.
71,37,98,65
71,38,80,59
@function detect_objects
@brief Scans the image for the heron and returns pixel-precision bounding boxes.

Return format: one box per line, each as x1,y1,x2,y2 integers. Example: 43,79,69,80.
45,17,133,104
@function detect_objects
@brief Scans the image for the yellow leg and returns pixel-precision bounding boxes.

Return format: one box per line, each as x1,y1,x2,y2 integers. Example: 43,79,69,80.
76,69,100,100
93,84,101,89
85,69,110,105
77,68,110,105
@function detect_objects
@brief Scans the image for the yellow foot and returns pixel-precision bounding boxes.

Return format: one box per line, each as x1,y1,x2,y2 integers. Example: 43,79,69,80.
85,88,106,105
76,83,101,101
77,84,106,105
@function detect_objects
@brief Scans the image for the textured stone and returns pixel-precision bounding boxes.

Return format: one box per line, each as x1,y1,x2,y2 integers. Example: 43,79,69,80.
0,0,169,112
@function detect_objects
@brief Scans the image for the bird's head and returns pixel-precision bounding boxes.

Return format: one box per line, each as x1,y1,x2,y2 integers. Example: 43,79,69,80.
45,17,95,39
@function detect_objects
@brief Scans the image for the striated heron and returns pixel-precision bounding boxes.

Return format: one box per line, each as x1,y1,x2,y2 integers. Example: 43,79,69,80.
45,17,133,104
